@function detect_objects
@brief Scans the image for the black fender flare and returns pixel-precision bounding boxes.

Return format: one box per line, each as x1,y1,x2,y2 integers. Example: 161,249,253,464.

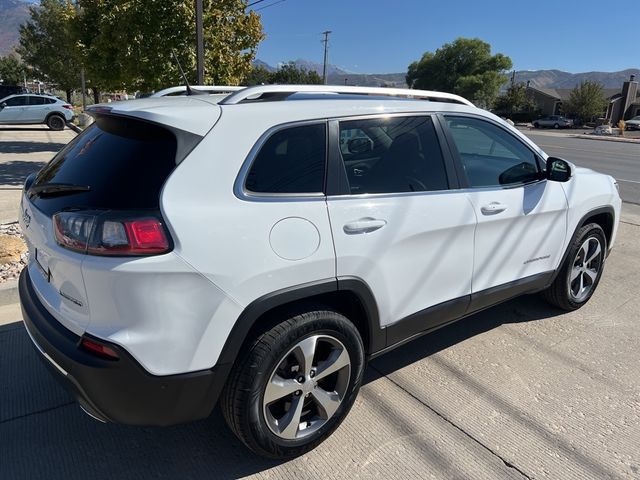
215,277,384,374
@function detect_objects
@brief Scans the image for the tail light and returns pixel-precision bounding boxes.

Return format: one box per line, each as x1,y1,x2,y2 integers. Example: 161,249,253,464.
53,211,171,256
62,104,73,110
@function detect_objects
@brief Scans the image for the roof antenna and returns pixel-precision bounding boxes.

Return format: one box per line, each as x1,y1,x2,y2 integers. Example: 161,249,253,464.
172,50,205,96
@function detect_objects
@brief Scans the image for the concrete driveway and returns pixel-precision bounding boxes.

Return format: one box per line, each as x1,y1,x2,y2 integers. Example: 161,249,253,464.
0,125,75,224
1,206,639,479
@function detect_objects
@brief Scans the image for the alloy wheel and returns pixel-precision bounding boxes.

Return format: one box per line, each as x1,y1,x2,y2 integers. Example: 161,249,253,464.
262,334,351,440
568,236,602,302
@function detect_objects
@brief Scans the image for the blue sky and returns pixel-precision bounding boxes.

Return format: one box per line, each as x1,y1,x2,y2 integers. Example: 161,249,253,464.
252,0,638,74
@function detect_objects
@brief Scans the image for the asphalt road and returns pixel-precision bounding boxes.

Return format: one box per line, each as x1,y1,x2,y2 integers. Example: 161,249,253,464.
521,130,640,205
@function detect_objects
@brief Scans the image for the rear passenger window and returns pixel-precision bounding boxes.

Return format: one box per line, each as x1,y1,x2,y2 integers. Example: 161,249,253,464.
245,124,326,194
28,96,46,105
338,116,448,194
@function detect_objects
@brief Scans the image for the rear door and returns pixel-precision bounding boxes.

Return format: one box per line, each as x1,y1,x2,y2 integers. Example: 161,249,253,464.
326,114,476,343
22,95,48,122
20,115,181,334
442,115,567,297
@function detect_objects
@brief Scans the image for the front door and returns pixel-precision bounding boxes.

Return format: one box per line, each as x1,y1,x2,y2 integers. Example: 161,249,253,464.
0,95,28,123
326,114,477,342
443,115,567,295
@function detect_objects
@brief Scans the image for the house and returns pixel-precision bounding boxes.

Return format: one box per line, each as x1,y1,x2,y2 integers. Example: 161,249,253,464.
526,75,639,123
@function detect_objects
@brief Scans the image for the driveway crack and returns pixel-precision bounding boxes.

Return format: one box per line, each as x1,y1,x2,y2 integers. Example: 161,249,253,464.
370,364,532,480
0,401,75,425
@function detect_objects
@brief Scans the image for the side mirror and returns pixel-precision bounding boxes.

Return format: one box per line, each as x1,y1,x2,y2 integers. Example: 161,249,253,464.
546,157,572,182
0,102,6,109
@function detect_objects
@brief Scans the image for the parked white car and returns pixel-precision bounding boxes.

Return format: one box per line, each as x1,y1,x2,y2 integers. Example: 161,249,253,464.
533,115,574,129
19,85,621,459
625,116,640,131
0,93,74,130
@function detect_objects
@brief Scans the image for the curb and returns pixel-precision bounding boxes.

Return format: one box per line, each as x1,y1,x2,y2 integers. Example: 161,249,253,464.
65,122,82,134
573,135,640,145
0,280,19,307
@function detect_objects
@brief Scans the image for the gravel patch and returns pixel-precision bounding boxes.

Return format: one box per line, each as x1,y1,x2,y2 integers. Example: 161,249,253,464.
0,223,27,283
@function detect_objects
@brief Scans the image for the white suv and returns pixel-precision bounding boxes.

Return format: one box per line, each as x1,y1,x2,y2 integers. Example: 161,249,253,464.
19,85,621,458
0,93,74,130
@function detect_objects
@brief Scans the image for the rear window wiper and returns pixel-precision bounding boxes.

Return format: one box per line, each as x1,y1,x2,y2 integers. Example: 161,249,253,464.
28,183,91,198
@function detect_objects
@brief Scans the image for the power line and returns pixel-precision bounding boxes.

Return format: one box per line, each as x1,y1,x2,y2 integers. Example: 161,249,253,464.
254,0,286,11
246,0,268,7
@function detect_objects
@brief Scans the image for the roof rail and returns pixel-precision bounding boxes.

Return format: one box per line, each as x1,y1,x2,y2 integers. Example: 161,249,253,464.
219,85,474,106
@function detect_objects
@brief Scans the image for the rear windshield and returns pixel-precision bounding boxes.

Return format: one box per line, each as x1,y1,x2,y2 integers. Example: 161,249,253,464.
30,116,177,216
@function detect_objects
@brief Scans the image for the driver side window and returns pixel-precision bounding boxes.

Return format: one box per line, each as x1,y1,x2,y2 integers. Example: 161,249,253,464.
445,116,541,187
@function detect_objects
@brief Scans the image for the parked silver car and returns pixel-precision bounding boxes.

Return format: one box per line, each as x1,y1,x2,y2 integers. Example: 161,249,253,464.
0,94,74,130
533,115,574,129
625,116,640,131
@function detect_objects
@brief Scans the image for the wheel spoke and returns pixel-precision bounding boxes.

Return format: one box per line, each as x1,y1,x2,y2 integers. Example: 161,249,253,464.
295,336,318,376
579,242,589,264
585,242,601,265
312,387,341,419
579,271,585,294
314,348,350,382
570,266,582,282
279,395,305,439
583,268,597,284
264,375,300,404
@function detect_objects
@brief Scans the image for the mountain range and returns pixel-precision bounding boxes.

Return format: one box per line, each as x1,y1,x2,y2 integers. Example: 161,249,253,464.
0,0,30,56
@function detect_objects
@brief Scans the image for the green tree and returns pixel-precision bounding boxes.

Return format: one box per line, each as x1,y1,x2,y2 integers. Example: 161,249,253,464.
406,38,512,108
563,80,607,124
494,82,536,115
18,0,81,102
0,54,28,85
75,0,264,92
270,62,322,84
242,65,273,85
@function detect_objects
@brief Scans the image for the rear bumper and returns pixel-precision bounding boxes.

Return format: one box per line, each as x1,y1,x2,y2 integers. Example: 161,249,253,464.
19,268,225,426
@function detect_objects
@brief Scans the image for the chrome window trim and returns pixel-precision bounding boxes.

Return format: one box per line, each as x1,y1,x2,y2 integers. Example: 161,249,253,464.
234,119,329,202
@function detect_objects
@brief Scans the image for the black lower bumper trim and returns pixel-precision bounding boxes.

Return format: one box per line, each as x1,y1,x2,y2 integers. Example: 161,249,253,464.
19,268,226,426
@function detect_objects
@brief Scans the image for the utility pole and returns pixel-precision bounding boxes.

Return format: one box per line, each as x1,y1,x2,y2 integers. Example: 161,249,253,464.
321,30,331,85
74,1,86,109
195,0,204,85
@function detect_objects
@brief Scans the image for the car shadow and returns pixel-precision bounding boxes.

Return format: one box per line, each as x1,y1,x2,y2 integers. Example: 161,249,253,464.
0,127,54,132
0,295,564,479
370,294,565,377
0,160,48,186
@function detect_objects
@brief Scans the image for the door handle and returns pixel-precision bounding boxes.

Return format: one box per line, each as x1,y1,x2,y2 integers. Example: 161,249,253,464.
480,202,508,215
343,217,387,235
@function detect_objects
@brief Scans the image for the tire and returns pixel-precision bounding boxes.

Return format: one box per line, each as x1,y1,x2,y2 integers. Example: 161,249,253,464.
533,122,540,128
541,223,606,311
221,307,365,459
47,114,65,131
553,123,560,129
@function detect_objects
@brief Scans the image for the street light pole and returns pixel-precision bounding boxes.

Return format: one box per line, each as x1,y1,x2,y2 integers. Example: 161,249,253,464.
321,30,331,85
195,0,204,85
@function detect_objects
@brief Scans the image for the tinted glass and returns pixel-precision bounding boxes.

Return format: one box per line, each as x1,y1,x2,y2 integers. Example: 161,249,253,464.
4,96,28,106
245,124,326,194
31,116,177,216
338,116,448,194
28,96,46,105
445,116,541,187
